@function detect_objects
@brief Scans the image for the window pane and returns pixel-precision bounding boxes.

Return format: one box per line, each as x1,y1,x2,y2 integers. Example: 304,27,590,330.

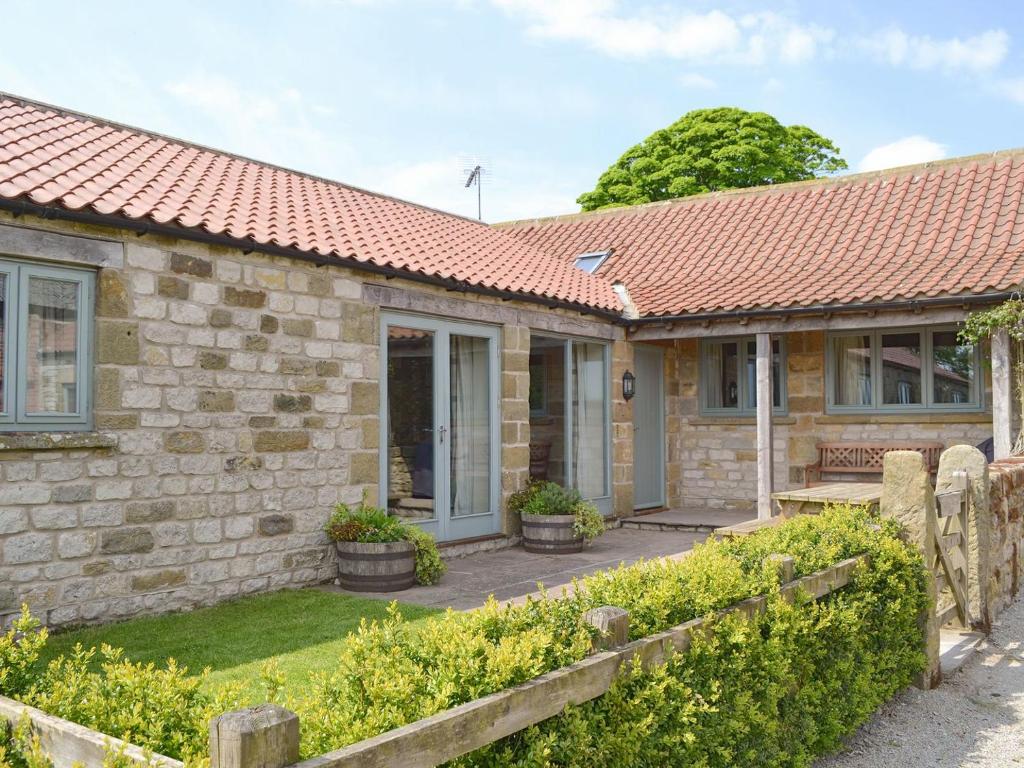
571,341,608,499
450,335,491,517
745,339,783,409
386,326,436,522
26,277,79,414
933,330,976,405
881,332,923,405
706,341,739,409
529,336,566,486
833,334,872,406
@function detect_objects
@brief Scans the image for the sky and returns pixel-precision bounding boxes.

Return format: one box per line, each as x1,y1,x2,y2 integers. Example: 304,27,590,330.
3,1,1024,222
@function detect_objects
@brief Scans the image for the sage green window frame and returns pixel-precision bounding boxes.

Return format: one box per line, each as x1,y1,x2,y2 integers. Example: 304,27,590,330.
825,325,984,414
698,336,787,417
0,256,95,432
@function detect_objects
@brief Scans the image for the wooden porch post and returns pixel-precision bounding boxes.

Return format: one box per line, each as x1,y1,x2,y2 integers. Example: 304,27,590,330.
756,333,774,520
992,329,1012,460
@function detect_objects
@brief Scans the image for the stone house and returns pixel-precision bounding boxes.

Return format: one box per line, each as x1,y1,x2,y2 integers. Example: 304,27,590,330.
0,94,1022,627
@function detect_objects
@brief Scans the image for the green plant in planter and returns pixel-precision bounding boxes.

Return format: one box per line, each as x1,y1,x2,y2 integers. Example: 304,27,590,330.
509,481,606,542
324,496,447,586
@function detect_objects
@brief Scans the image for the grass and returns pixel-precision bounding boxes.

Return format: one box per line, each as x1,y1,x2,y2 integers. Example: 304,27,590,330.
39,588,441,703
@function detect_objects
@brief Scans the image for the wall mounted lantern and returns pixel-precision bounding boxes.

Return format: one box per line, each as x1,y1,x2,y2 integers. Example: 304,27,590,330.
622,370,636,401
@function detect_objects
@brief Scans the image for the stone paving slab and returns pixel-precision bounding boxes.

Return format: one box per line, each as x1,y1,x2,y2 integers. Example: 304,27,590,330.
322,527,707,611
621,508,752,532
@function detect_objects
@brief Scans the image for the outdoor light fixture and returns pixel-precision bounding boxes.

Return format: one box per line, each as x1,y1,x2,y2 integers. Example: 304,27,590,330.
622,370,636,400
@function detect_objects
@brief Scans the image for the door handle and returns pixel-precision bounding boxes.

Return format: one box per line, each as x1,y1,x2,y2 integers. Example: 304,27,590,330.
438,426,447,444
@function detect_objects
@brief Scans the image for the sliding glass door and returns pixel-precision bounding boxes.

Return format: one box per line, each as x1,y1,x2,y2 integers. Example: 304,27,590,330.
381,313,500,542
528,335,611,514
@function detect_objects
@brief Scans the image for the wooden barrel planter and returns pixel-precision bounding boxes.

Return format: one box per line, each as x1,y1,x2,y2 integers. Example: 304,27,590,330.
521,514,584,554
335,540,416,592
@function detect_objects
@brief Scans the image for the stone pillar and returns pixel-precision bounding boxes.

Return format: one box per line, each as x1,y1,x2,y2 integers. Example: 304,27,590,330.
611,339,635,518
755,333,774,520
936,445,992,633
992,329,1012,460
880,450,940,689
209,705,300,768
502,325,532,536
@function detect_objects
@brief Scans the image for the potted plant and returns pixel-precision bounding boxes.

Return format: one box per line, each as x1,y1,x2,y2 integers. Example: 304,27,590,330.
324,495,446,592
510,481,606,554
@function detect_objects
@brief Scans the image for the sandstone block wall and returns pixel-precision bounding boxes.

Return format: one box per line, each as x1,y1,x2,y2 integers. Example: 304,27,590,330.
986,458,1024,617
665,331,994,514
0,214,629,628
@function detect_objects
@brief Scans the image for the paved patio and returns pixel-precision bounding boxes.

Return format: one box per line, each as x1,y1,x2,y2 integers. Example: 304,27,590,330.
324,526,708,610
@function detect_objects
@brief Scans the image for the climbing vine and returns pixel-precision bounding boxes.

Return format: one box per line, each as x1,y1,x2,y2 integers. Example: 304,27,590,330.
960,296,1024,454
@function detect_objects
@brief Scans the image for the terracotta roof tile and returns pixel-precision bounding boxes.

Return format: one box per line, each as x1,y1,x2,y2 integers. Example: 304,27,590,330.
501,153,1024,317
0,95,620,313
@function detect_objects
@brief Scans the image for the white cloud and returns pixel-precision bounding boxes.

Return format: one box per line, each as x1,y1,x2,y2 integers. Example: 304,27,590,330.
861,27,1009,74
490,1,831,64
164,74,353,177
858,136,948,172
678,72,716,89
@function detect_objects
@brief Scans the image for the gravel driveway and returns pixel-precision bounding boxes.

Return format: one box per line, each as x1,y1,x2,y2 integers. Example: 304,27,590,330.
816,597,1024,767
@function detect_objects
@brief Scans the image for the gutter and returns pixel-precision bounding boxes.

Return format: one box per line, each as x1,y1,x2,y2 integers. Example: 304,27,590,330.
0,199,626,323
627,292,1018,327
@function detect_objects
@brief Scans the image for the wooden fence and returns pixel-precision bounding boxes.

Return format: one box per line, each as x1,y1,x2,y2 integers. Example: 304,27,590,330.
0,556,865,768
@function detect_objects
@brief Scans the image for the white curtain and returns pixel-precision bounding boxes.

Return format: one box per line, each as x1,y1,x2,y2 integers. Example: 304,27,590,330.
451,336,490,517
834,335,871,406
572,342,607,499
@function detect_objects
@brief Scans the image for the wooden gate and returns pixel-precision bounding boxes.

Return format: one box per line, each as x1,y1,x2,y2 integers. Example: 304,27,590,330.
932,470,971,628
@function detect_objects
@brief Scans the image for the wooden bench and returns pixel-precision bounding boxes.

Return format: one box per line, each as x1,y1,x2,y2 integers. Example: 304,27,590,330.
804,441,943,487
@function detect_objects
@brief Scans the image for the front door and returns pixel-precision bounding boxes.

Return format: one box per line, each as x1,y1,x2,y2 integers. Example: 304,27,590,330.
380,313,501,542
633,344,665,509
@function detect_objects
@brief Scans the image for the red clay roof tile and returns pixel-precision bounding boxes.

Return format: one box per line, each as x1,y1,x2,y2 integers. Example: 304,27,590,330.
0,95,620,313
499,151,1024,317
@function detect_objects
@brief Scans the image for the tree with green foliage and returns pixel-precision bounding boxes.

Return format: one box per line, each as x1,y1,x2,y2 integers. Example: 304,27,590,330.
578,107,848,211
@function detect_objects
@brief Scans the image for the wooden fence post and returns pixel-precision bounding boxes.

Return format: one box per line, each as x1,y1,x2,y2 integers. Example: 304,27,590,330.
936,445,992,633
584,606,630,651
210,705,300,768
880,450,941,689
765,554,795,583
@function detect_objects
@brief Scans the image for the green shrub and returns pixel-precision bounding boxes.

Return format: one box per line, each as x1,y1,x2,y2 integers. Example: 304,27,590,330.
324,495,447,586
0,608,47,698
0,505,926,767
511,482,606,542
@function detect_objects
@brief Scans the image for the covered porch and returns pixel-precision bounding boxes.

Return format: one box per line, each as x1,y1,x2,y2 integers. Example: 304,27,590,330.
628,303,1011,520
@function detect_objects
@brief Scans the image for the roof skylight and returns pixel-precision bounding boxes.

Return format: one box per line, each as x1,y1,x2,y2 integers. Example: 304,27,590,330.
574,250,610,274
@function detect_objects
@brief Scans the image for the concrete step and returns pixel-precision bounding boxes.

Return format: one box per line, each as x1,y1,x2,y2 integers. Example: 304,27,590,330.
621,509,752,533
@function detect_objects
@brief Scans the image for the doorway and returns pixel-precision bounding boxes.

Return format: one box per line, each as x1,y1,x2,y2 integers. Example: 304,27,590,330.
633,344,665,510
380,313,501,542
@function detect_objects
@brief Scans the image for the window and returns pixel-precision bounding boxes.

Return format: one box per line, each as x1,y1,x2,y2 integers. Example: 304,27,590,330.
0,258,95,431
573,251,610,274
827,326,982,412
528,334,611,513
700,336,786,415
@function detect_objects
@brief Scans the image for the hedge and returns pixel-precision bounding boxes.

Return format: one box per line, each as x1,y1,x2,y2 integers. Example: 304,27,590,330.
0,505,927,768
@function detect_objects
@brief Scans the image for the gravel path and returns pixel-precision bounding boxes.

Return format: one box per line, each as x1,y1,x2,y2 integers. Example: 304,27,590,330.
816,598,1024,767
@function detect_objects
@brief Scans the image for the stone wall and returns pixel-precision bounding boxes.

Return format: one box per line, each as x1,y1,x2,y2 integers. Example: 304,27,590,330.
0,213,627,628
666,330,994,514
986,458,1024,617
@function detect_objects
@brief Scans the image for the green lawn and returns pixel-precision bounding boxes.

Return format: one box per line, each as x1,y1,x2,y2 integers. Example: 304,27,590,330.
40,588,440,703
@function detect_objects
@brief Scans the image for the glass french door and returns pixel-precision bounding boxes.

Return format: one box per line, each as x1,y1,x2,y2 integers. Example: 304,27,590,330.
380,313,501,542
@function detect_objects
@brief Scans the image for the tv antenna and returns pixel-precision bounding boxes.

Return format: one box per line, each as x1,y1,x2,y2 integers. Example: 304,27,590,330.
464,164,483,221
460,156,489,221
